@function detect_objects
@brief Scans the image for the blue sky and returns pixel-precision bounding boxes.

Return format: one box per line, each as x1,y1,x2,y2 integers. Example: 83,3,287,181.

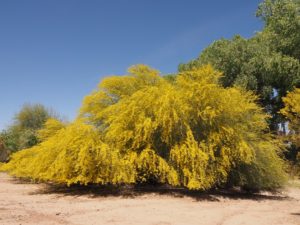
0,0,263,130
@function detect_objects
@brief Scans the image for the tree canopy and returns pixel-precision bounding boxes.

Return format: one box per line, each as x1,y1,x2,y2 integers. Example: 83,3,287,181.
178,0,300,131
257,0,300,60
0,103,60,152
1,65,287,191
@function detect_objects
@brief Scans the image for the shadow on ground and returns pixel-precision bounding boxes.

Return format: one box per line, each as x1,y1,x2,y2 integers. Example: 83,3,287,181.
13,177,289,202
7,174,289,202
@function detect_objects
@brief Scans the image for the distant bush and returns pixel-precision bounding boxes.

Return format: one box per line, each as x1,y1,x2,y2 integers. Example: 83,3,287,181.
0,104,61,153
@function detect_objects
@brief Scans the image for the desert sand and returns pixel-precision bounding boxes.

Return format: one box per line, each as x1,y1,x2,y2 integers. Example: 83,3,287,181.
0,172,300,225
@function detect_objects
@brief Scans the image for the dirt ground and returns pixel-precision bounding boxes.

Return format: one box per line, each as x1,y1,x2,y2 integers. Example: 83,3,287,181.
0,173,300,225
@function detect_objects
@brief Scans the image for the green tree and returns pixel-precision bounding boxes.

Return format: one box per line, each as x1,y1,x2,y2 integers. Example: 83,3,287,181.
257,0,300,59
1,103,59,152
178,0,300,131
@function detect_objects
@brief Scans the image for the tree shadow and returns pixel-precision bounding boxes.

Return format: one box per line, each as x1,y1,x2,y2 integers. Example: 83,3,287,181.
10,176,37,184
7,174,289,202
28,181,290,202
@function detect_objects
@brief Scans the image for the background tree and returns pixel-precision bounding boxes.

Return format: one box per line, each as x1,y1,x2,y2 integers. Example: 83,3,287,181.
178,0,300,132
0,103,59,152
257,0,300,60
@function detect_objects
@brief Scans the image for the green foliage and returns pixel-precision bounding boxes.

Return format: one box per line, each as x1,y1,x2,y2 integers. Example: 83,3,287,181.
179,35,300,131
257,0,300,59
0,104,59,152
0,128,20,152
14,104,52,130
179,0,300,132
1,65,287,191
163,74,177,83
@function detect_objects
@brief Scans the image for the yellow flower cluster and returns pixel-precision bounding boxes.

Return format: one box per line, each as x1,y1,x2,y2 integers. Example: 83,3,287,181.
1,65,286,190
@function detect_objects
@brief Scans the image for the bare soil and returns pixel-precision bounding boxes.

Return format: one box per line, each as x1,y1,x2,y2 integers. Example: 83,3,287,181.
0,172,300,225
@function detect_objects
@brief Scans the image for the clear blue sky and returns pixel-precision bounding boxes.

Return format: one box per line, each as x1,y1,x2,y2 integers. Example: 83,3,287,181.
0,0,263,130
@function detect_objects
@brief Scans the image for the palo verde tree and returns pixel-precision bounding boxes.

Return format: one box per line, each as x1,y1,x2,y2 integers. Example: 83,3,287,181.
281,88,300,164
1,65,287,191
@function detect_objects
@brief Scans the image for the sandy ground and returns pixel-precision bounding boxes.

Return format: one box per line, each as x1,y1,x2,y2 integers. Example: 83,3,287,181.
0,173,300,225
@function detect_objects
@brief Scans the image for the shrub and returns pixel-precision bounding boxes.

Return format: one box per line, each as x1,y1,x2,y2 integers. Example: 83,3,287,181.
0,104,59,153
1,65,287,191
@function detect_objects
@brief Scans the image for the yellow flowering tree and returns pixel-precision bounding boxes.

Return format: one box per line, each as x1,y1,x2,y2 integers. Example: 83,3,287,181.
281,88,300,164
1,65,287,191
37,118,66,141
